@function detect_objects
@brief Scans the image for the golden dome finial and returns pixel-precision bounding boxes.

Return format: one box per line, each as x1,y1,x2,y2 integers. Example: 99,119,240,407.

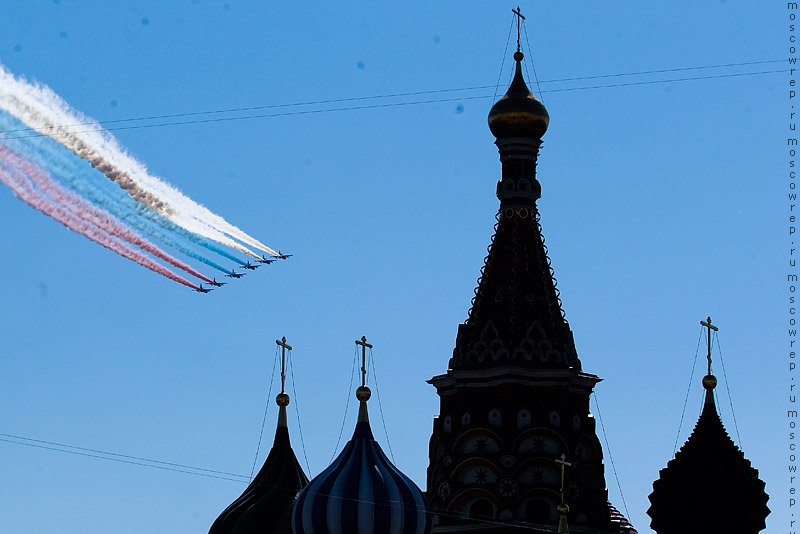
700,317,719,405
355,336,374,422
488,10,549,140
275,336,293,427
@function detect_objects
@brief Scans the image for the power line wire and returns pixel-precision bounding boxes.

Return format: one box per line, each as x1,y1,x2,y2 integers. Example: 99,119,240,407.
0,433,248,482
673,328,704,455
493,14,515,101
0,60,783,139
714,332,743,447
249,344,279,481
592,392,630,521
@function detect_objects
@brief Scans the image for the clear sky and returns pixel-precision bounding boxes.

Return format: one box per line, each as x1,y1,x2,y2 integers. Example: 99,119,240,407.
0,2,783,533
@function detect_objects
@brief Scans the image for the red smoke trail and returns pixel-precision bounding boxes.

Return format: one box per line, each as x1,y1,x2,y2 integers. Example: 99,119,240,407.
0,162,201,291
0,146,213,284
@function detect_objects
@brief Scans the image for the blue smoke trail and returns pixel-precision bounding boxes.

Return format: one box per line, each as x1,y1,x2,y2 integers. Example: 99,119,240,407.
0,112,245,271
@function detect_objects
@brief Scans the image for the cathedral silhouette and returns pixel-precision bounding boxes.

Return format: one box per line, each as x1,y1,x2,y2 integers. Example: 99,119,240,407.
208,28,769,534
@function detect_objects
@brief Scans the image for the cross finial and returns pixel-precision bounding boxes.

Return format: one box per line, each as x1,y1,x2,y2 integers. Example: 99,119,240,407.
512,6,526,53
555,454,572,533
276,336,293,394
555,454,572,502
355,336,373,388
700,316,718,375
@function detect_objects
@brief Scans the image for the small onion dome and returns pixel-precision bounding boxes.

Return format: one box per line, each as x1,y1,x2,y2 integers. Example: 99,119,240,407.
647,389,769,533
292,388,432,534
488,51,549,139
209,402,308,534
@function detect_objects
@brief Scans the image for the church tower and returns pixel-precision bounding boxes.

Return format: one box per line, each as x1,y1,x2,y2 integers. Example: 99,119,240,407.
425,29,631,533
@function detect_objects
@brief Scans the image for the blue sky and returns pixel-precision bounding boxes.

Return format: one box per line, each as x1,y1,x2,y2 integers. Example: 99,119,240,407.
0,2,783,532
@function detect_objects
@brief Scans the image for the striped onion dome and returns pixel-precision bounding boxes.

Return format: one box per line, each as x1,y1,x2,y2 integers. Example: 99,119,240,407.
292,386,432,534
210,393,308,534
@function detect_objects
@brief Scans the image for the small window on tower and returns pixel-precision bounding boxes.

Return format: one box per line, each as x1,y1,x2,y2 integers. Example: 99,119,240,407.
573,415,581,431
517,409,531,429
444,416,452,434
489,409,501,428
462,412,471,426
549,411,560,427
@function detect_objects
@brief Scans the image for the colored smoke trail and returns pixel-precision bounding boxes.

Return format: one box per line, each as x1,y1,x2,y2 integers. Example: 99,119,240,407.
0,111,239,273
0,161,201,290
0,64,276,258
0,146,213,284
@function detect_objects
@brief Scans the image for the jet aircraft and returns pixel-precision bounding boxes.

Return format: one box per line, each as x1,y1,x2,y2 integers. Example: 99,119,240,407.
195,285,213,293
226,270,245,278
208,278,226,287
242,261,261,270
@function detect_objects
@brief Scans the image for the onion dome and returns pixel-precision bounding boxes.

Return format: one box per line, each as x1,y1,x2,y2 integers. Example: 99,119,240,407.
488,51,549,139
647,371,769,533
608,502,638,534
209,393,308,534
292,384,432,534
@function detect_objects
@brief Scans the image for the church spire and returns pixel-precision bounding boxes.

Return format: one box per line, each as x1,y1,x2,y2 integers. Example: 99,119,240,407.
209,336,308,534
451,18,576,372
647,318,769,533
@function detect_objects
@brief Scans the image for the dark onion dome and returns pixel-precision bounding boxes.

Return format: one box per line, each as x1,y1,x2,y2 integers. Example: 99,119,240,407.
292,386,432,534
488,51,549,139
209,393,308,534
608,502,638,534
647,375,769,533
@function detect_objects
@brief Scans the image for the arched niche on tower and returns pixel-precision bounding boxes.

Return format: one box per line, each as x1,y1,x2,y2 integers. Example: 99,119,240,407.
517,409,532,429
514,488,562,523
453,428,504,456
429,435,446,463
447,487,501,521
488,409,502,429
574,435,600,463
515,458,561,487
451,458,501,486
429,464,446,489
443,415,452,434
549,411,560,428
513,427,567,456
577,464,602,493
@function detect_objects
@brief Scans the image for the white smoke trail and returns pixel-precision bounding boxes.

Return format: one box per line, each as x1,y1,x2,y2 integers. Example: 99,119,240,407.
0,64,277,258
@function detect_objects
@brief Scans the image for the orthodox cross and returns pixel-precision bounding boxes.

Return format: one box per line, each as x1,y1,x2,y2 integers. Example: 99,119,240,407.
512,6,526,53
700,316,718,375
355,336,373,387
275,336,292,394
555,454,572,503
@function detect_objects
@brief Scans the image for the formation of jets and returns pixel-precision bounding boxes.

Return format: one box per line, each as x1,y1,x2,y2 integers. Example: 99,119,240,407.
196,252,291,293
